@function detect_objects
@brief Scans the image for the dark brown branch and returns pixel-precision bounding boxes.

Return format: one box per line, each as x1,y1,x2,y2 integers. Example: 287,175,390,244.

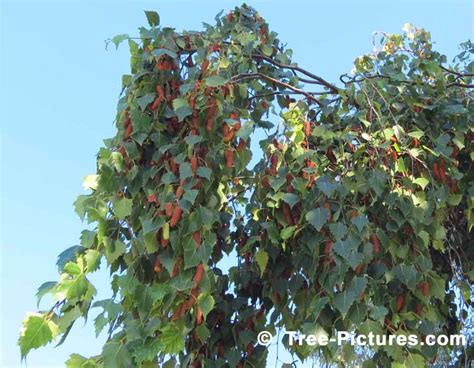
251,53,339,94
230,72,324,107
446,82,474,88
440,65,474,78
249,90,330,101
341,73,474,89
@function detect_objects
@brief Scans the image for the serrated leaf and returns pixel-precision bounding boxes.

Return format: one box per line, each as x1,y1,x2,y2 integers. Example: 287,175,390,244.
63,262,82,275
104,239,126,264
66,353,97,368
102,339,131,368
181,189,197,205
113,197,132,219
179,162,193,180
74,195,88,221
19,313,59,358
329,222,348,240
351,215,368,232
151,48,177,59
197,294,215,318
197,166,212,180
393,264,417,290
159,324,187,354
172,98,192,121
281,193,299,209
84,249,101,272
306,208,328,231
316,175,337,197
36,282,57,308
56,245,83,272
82,175,98,190
183,234,213,269
235,120,254,140
370,305,388,322
136,94,155,111
110,34,129,50
334,290,356,317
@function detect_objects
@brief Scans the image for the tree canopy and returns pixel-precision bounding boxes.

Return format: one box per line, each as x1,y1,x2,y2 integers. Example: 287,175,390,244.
19,5,473,367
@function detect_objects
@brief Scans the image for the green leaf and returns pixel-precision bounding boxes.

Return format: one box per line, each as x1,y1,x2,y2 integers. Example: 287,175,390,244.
84,249,101,272
393,264,418,290
316,175,337,197
334,290,356,317
179,162,193,180
281,193,299,209
183,234,213,269
110,152,124,172
136,94,155,111
280,225,296,241
81,230,97,248
235,120,254,140
334,277,367,317
159,324,187,354
63,262,82,275
19,313,59,358
197,294,215,318
447,194,462,206
404,353,426,368
329,222,348,240
150,283,172,302
172,98,192,121
370,305,388,322
351,215,368,232
102,339,131,368
144,10,160,26
110,34,129,50
113,197,133,219
66,354,100,367
57,274,91,301
197,166,212,180
408,130,424,139
74,195,89,221
254,249,269,276
205,76,226,87
309,296,329,319
413,177,429,190
57,245,83,272
151,48,177,59
262,44,273,56
417,230,429,248
104,238,126,264
184,135,204,146
36,282,57,307
306,208,328,231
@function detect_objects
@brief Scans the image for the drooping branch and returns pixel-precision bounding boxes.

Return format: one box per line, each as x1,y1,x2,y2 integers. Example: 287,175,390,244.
251,53,340,94
230,72,325,107
440,65,474,78
340,72,474,89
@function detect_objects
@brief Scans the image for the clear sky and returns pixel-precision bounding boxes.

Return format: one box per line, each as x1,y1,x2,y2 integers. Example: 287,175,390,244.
1,1,472,367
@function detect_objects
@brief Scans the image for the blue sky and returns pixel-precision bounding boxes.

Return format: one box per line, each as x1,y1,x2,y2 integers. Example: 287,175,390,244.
1,1,472,367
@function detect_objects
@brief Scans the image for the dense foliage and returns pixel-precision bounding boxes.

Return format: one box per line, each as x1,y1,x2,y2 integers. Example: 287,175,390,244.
19,5,473,367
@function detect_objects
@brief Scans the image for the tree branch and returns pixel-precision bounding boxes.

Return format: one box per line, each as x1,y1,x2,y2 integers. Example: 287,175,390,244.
251,53,340,94
231,72,325,107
